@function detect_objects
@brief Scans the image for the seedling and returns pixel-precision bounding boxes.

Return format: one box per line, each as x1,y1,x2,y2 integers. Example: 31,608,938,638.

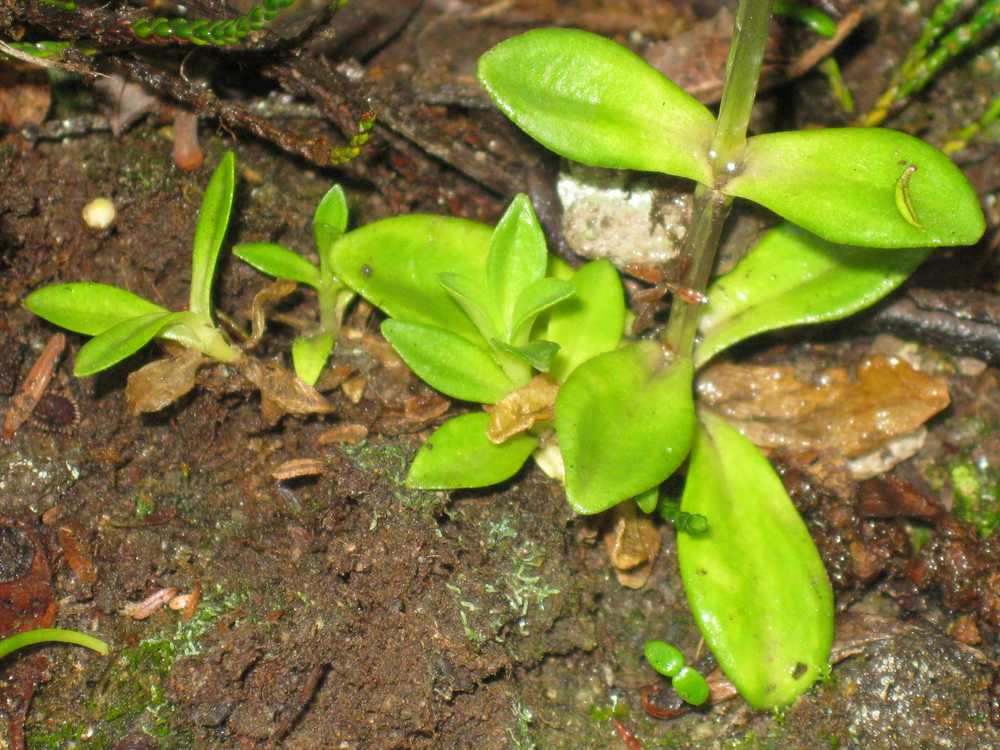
471,0,984,710
25,152,242,377
0,627,108,660
233,184,355,385
331,194,627,488
644,639,710,706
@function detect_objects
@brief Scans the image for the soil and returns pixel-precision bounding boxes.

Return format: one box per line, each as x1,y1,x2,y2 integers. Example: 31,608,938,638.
1,1,999,749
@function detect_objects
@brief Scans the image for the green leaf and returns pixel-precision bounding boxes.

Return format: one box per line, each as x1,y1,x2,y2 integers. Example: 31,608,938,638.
543,260,626,382
233,243,322,289
478,28,715,184
491,339,560,372
644,640,685,678
677,411,833,709
313,183,349,269
724,128,985,248
291,332,335,386
510,277,576,342
381,320,513,404
74,311,184,376
189,151,236,316
695,224,931,367
673,666,710,706
24,283,167,335
406,412,538,489
331,215,492,344
487,194,548,338
635,486,659,514
556,342,695,514
438,273,497,342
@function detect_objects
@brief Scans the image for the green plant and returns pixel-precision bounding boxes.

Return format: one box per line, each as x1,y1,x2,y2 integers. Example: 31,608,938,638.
331,194,627,487
0,627,108,660
470,0,984,710
233,185,355,385
25,152,242,377
644,639,710,706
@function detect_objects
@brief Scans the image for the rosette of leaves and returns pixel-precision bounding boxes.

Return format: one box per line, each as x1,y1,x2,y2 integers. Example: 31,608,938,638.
478,26,984,709
332,194,627,489
234,184,355,385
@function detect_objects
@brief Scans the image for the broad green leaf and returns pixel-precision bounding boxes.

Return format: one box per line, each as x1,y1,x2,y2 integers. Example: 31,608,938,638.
189,151,236,316
491,339,560,373
478,28,715,184
74,311,184,376
510,277,575,342
406,412,538,489
233,243,322,289
332,215,492,344
24,283,166,335
695,223,931,367
677,411,833,709
292,332,335,386
381,320,513,404
487,194,548,338
556,342,695,514
543,260,626,382
313,184,349,269
438,273,497,342
724,128,985,248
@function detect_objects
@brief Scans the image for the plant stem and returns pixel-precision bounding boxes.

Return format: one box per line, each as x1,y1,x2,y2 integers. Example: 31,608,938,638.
663,0,772,359
0,628,109,660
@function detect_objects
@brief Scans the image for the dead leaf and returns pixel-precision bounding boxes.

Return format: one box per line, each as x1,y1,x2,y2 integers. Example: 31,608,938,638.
94,74,158,137
248,279,299,348
239,356,334,426
125,349,205,414
0,521,55,635
697,355,950,459
484,374,559,444
603,502,661,589
317,423,369,445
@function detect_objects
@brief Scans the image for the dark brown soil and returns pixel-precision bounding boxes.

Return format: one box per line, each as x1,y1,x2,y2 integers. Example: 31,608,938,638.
1,2,998,749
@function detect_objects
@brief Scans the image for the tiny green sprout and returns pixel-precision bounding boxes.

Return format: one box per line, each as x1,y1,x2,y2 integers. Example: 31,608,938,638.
644,639,710,706
234,184,355,385
25,152,242,378
0,627,109,660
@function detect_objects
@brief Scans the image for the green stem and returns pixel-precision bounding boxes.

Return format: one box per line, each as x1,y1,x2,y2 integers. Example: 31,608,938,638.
663,0,772,359
0,628,109,660
710,0,773,171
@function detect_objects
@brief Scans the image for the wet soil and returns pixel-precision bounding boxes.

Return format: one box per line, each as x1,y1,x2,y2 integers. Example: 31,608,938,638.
1,1,999,749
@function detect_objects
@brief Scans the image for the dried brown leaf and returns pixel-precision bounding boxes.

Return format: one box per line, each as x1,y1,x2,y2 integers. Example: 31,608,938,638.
125,349,205,414
603,502,661,589
484,374,559,444
697,355,950,458
239,356,334,426
249,279,299,348
0,66,50,128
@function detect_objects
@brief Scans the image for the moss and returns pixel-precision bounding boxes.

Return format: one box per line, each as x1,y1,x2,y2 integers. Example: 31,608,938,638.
26,588,247,750
339,438,440,511
949,458,1000,537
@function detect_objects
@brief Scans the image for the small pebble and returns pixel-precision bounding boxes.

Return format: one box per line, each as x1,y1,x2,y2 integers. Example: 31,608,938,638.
82,197,116,230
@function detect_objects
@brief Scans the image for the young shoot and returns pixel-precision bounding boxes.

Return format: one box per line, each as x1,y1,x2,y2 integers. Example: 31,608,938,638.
644,639,710,707
25,152,242,379
234,184,355,385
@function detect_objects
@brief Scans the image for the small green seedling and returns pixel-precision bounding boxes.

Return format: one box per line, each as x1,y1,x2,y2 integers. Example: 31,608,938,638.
470,0,984,711
234,185,355,385
25,152,242,377
0,627,109,660
331,194,627,488
644,639,710,706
